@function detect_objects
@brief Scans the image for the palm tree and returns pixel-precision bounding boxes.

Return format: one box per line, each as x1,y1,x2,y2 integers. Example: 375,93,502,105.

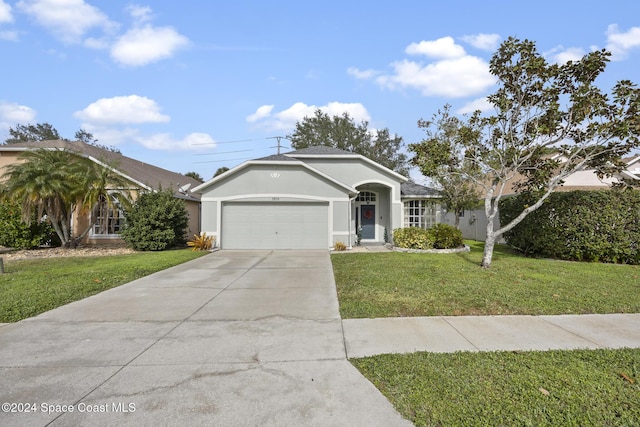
1,148,135,247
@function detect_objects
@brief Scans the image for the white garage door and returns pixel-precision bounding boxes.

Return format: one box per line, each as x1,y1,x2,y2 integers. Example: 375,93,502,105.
222,202,329,249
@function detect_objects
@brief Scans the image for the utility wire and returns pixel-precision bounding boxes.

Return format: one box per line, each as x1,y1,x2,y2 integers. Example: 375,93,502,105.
190,137,275,146
193,156,254,164
193,149,254,156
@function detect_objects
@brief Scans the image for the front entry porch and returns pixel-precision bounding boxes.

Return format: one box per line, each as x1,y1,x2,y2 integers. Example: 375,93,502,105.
353,183,395,244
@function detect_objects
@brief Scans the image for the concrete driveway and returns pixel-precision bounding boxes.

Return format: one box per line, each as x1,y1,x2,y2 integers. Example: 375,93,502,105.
0,250,411,427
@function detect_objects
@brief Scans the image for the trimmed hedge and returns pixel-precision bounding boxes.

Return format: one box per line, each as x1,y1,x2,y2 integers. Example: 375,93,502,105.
429,223,464,249
393,227,434,250
500,190,640,264
393,224,463,250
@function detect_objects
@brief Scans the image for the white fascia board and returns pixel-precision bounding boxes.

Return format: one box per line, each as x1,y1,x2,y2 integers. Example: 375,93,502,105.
288,153,409,182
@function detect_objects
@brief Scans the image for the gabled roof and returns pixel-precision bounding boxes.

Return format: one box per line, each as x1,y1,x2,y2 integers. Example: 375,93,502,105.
0,140,201,201
192,156,358,195
286,146,408,182
401,181,440,198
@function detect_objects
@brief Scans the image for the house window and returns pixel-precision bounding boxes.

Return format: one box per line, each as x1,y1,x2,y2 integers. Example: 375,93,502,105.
356,191,376,203
403,200,437,229
92,195,125,236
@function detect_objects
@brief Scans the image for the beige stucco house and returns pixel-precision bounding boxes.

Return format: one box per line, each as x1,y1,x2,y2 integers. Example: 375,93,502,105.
0,140,202,245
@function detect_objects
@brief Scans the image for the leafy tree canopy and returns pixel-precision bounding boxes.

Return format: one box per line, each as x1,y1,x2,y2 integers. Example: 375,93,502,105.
185,171,204,182
4,123,62,144
410,37,640,268
213,167,230,178
4,123,120,153
287,109,409,175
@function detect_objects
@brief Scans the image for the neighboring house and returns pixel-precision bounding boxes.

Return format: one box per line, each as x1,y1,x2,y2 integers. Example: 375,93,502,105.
443,154,640,241
193,146,441,249
0,140,202,245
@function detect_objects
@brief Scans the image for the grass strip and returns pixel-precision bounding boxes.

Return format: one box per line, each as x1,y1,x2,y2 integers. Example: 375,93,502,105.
352,348,640,426
332,241,640,318
0,249,208,322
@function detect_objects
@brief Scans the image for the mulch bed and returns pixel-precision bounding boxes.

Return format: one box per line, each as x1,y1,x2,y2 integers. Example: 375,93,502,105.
0,244,136,261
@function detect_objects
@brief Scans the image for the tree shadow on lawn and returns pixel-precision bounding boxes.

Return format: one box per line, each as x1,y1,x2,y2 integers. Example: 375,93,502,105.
454,242,521,266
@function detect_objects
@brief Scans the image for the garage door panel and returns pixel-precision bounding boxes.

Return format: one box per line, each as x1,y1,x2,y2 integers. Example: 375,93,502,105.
222,202,328,249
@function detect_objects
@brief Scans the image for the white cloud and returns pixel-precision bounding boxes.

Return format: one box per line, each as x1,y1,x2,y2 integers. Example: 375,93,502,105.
0,101,37,136
460,33,501,51
74,95,170,125
17,0,116,43
347,67,379,80
546,46,586,64
405,37,466,59
78,124,213,151
110,24,189,67
126,4,153,24
246,105,274,123
78,125,139,147
0,0,13,23
606,24,640,60
136,132,215,151
457,97,493,114
351,36,496,98
0,101,37,123
376,56,495,98
246,101,371,132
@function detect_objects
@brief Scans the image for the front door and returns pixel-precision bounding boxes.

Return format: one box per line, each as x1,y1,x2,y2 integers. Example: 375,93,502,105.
361,205,375,239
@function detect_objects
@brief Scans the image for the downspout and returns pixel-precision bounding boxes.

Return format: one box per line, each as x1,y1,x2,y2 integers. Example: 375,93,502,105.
348,194,358,249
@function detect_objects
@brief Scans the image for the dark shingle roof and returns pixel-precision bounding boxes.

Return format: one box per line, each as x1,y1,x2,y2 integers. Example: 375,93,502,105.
286,146,356,156
1,140,202,200
255,154,300,161
401,181,440,197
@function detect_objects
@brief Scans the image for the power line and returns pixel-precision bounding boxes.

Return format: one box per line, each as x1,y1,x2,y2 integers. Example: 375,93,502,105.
190,138,256,146
193,156,254,164
193,149,254,156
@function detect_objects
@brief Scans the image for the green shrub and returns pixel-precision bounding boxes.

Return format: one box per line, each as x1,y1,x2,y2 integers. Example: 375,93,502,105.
428,223,464,249
500,190,640,264
121,189,189,251
393,227,434,250
0,199,55,249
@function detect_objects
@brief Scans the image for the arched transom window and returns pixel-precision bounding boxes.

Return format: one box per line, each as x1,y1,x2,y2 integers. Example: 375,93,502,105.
356,191,376,203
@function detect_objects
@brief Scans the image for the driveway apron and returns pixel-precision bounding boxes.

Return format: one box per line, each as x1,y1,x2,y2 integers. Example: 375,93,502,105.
0,250,411,427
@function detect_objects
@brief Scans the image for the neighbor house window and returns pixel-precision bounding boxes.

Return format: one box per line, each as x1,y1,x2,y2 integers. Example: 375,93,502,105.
404,200,437,229
92,195,125,236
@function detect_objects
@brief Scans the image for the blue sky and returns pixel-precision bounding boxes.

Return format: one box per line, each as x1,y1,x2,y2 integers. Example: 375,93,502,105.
1,1,640,182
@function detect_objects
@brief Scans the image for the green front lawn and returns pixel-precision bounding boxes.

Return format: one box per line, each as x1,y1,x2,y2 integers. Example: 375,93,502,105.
336,242,640,425
0,249,208,322
352,348,640,426
332,241,640,318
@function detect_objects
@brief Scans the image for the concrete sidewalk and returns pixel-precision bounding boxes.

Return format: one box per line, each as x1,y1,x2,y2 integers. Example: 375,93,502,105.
343,313,640,358
0,250,411,427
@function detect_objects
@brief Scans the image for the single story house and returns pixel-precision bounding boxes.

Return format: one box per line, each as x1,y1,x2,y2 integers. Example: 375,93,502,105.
0,140,202,244
193,146,440,249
